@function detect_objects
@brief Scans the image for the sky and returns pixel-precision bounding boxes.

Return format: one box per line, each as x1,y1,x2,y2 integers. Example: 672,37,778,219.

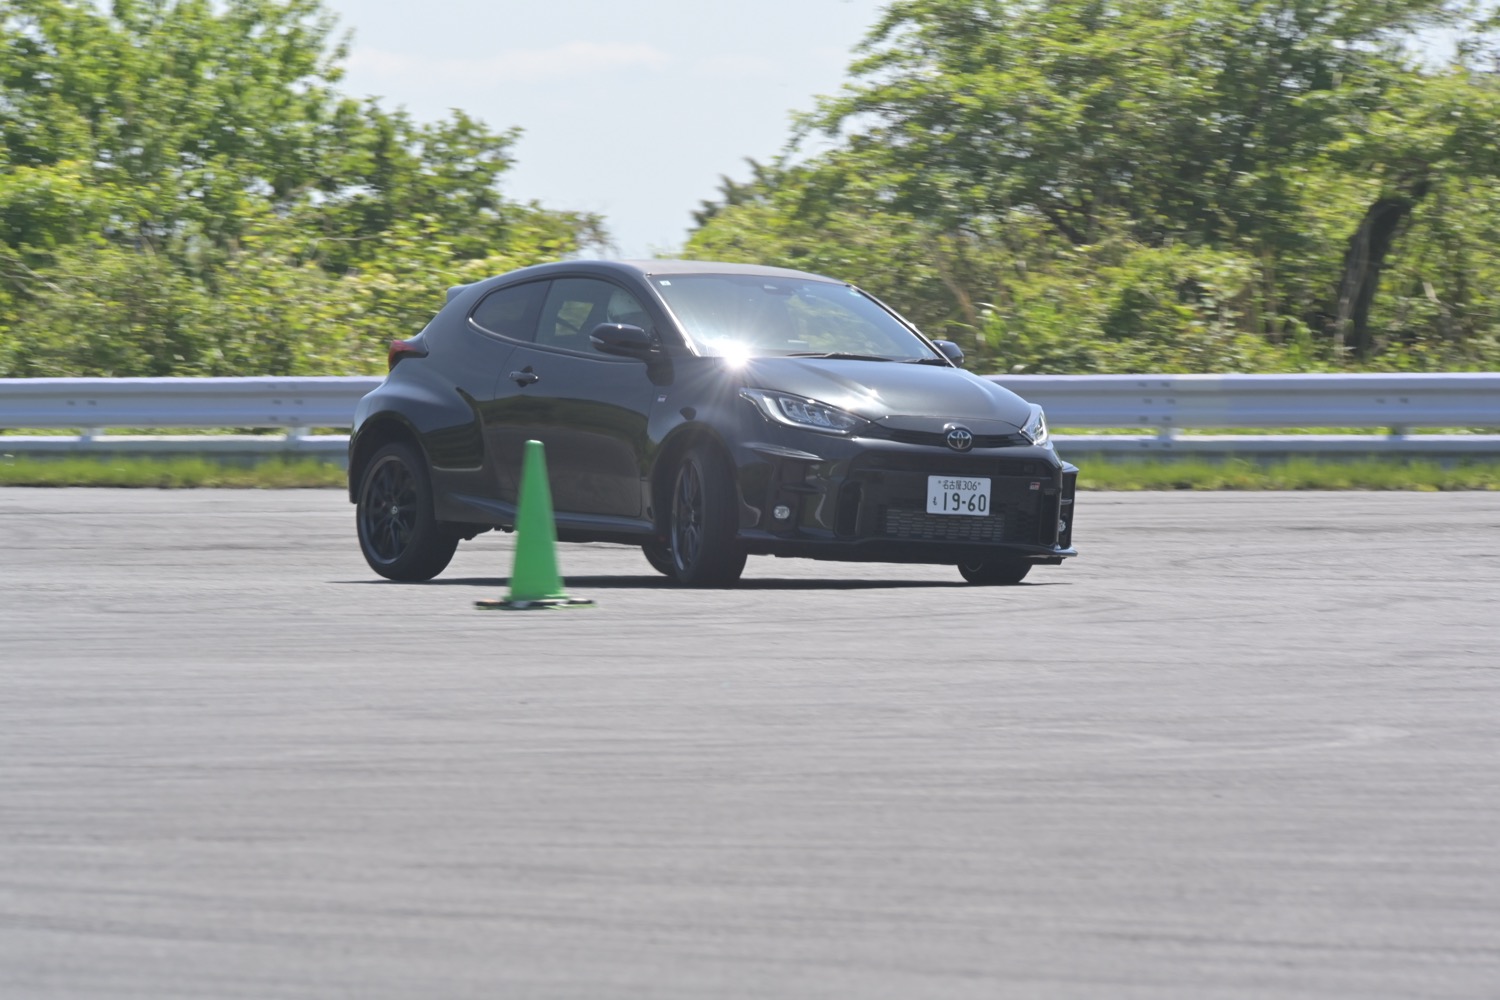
325,0,888,258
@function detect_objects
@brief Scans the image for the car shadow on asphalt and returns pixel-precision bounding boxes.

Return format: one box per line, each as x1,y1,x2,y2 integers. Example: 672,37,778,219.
338,575,1064,591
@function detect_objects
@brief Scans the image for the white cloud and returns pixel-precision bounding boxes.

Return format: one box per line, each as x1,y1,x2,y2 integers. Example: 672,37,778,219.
348,41,671,87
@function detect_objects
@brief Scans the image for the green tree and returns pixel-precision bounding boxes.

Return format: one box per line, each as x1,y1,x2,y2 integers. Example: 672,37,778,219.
0,0,605,376
1,0,349,252
687,0,1500,370
691,158,777,228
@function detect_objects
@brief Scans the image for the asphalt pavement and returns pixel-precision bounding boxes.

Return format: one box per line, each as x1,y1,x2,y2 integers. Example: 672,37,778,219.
2,488,1498,998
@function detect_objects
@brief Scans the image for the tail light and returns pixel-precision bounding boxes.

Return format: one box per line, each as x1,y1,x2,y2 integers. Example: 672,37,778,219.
387,339,428,371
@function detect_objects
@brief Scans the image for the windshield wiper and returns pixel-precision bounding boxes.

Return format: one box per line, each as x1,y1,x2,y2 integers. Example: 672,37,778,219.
784,352,896,362
904,356,955,365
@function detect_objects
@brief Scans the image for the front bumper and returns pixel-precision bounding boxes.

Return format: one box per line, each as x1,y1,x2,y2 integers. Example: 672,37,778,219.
729,433,1078,565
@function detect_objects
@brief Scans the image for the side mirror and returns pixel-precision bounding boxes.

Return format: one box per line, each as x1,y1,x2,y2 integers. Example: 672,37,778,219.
589,322,659,359
933,339,965,366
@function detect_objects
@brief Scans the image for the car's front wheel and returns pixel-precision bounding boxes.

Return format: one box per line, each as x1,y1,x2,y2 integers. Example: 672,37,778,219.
356,441,458,581
641,539,675,577
957,555,1031,585
666,444,746,587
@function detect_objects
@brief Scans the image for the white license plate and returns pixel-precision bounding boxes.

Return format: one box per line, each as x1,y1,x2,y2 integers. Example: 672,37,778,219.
927,476,992,516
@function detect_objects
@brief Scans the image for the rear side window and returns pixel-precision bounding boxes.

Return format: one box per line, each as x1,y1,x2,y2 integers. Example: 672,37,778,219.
470,281,547,340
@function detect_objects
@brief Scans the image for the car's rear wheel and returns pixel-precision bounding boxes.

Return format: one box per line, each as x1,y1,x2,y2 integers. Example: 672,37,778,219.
356,441,458,581
666,444,746,587
957,555,1032,585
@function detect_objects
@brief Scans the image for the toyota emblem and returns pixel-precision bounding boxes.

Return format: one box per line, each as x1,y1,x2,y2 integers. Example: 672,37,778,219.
944,425,974,452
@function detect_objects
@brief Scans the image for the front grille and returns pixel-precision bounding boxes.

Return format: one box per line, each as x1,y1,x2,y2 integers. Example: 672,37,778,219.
828,451,1063,547
877,428,1028,448
883,507,1005,542
854,452,1051,477
879,507,1036,544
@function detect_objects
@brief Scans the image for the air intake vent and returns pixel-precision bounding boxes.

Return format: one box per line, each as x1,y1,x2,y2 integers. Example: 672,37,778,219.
881,508,1008,543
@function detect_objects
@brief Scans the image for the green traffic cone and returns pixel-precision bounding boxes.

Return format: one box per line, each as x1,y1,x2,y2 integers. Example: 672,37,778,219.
475,439,594,610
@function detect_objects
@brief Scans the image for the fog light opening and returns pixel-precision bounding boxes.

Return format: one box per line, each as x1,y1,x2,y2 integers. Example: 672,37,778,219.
773,505,793,521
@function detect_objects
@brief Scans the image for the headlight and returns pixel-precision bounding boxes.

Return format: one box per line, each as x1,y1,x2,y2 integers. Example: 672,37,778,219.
1021,404,1049,445
740,388,869,436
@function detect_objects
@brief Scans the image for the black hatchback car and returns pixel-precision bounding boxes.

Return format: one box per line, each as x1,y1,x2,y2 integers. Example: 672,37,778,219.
349,260,1077,586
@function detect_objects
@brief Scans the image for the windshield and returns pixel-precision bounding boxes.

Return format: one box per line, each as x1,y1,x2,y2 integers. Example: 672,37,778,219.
650,273,940,361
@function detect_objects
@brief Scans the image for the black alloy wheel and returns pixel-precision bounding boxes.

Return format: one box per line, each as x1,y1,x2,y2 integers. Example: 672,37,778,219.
666,445,746,587
957,555,1032,585
356,441,458,581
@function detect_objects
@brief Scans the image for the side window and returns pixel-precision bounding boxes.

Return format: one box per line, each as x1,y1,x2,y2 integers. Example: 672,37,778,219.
535,278,651,355
470,281,547,341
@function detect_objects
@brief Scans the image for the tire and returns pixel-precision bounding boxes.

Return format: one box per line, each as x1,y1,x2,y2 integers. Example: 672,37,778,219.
355,441,459,581
957,555,1032,585
665,444,746,587
641,539,675,577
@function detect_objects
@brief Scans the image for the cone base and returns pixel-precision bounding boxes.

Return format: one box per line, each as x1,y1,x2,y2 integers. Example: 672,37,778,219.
474,595,596,611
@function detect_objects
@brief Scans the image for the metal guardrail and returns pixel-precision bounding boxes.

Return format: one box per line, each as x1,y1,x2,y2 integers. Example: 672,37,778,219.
0,377,375,459
0,376,373,429
1,373,1497,459
987,372,1500,456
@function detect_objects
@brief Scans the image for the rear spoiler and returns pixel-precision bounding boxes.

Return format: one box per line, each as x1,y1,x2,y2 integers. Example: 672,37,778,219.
446,282,475,303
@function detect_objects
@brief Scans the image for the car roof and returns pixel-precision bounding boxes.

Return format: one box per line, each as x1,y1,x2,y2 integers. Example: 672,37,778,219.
446,259,845,304
616,259,837,281
487,258,840,285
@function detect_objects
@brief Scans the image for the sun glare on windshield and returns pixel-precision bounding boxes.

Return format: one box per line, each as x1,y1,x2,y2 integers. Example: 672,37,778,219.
654,274,935,361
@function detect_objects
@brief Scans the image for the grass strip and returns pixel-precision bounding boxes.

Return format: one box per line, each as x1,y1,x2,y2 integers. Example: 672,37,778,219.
1075,456,1500,490
1,454,1497,490
0,455,346,488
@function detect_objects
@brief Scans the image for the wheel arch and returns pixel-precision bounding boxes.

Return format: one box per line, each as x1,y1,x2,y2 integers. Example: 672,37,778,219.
648,423,735,534
348,413,426,503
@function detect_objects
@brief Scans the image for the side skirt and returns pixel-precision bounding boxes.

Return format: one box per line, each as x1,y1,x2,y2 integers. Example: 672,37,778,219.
448,492,656,544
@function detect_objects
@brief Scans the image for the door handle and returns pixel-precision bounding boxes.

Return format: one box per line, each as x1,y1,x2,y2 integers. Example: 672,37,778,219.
509,367,539,387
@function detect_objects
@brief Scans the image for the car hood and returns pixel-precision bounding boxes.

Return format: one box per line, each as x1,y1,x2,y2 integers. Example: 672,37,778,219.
739,357,1035,433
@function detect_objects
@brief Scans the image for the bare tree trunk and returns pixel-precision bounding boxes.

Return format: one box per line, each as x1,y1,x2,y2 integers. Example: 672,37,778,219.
1334,195,1414,359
